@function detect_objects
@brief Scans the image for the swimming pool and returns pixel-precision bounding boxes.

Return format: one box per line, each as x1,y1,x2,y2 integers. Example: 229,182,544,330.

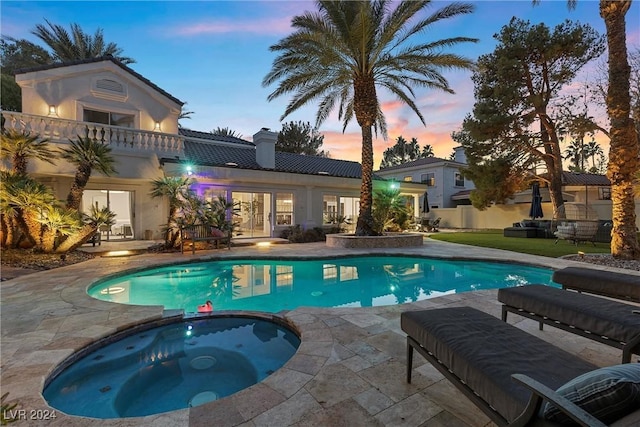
89,256,556,313
43,315,300,418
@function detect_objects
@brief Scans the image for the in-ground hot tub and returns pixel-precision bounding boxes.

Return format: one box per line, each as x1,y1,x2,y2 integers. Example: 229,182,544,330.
43,314,300,418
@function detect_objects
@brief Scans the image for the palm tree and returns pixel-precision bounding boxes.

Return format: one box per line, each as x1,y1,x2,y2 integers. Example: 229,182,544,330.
421,142,434,157
211,127,243,138
0,129,56,175
562,139,586,172
263,0,477,235
31,19,134,64
59,136,117,211
583,140,604,170
149,176,195,247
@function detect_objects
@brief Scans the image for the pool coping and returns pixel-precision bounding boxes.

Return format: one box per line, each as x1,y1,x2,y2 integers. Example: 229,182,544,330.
2,240,637,426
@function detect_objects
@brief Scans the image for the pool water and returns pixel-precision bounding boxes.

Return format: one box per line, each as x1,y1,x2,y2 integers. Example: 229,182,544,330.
43,317,300,418
89,256,556,313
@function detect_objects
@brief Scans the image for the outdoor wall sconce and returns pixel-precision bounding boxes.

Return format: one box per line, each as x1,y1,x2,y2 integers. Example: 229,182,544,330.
48,105,58,117
154,121,161,131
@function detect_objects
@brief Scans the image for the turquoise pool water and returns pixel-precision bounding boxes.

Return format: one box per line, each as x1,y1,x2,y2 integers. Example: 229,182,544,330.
89,256,556,313
43,316,300,418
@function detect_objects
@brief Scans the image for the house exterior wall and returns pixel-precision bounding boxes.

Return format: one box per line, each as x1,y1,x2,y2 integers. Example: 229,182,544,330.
16,61,181,134
375,160,473,209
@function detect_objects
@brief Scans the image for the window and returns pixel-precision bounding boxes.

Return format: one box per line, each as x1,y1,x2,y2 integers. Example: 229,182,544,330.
454,172,465,187
275,193,293,225
599,187,611,200
83,108,134,128
323,195,338,224
403,176,413,182
421,173,435,186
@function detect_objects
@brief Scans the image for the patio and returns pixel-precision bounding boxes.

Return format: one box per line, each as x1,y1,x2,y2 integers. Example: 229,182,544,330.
1,239,638,426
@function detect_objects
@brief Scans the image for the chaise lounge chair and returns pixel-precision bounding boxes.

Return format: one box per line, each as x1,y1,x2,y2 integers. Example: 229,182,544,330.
401,307,640,426
498,268,640,363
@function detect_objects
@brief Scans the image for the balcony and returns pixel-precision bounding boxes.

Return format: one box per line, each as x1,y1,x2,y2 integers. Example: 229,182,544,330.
1,111,184,154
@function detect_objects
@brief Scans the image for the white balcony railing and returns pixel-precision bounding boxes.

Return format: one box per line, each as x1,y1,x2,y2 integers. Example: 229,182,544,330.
1,111,184,154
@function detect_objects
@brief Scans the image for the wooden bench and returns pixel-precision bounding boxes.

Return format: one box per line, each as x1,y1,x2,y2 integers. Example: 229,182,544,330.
498,268,640,363
180,224,231,254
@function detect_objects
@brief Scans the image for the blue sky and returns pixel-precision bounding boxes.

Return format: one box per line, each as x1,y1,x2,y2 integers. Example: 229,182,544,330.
2,1,638,167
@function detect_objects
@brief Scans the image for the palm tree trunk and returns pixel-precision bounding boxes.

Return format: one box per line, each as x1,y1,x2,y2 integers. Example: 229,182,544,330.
356,124,377,236
55,224,96,253
600,0,640,259
66,166,91,211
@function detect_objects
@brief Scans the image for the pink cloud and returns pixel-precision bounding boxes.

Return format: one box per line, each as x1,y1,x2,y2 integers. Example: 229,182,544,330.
172,17,293,36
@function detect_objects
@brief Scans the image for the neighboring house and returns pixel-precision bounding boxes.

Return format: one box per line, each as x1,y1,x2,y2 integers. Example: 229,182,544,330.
375,146,474,210
2,56,427,240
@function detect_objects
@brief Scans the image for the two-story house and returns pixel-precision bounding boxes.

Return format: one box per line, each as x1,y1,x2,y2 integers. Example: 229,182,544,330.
2,56,428,240
375,146,474,211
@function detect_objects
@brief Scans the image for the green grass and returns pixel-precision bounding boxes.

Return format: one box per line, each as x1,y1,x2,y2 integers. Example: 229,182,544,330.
428,230,611,258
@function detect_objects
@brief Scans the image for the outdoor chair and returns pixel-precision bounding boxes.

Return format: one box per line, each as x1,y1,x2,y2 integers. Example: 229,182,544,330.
554,220,598,245
426,217,440,232
401,307,640,426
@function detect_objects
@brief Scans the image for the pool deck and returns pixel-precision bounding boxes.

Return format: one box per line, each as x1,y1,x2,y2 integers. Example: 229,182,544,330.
2,238,639,426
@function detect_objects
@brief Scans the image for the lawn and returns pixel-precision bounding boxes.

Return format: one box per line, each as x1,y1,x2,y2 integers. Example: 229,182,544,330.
428,230,612,258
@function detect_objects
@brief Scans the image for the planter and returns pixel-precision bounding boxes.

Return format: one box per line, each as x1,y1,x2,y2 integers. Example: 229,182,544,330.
325,233,424,249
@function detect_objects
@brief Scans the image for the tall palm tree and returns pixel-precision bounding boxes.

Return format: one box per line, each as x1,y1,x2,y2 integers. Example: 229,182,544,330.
0,129,56,175
31,19,134,64
263,0,477,235
211,127,243,138
59,136,117,211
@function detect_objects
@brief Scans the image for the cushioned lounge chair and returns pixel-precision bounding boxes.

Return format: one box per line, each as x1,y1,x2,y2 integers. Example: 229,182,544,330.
498,268,640,363
401,307,640,426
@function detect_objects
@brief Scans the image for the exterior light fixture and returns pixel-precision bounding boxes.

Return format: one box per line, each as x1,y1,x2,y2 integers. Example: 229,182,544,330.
154,121,161,131
256,242,272,248
186,165,193,175
48,105,58,117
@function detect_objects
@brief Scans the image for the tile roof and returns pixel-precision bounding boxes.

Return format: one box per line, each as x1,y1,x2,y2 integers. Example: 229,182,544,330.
14,56,184,106
178,128,254,146
182,140,364,179
376,156,462,172
561,172,610,186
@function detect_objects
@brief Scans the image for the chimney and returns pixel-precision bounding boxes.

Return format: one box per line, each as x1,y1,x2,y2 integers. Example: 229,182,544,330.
253,128,277,169
453,146,467,164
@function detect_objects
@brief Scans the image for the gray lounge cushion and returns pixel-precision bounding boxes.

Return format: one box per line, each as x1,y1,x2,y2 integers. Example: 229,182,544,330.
401,307,597,422
543,364,640,424
552,267,640,303
498,285,640,344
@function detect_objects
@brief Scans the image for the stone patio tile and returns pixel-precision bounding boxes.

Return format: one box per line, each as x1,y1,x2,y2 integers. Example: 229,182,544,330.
374,392,443,427
336,354,373,372
359,359,435,402
420,380,491,427
189,396,245,427
345,340,391,365
284,353,327,375
300,327,333,342
230,383,287,420
305,363,372,408
420,409,483,427
353,388,396,415
251,389,322,427
297,340,333,358
365,330,406,361
342,313,388,328
262,367,313,398
294,397,385,427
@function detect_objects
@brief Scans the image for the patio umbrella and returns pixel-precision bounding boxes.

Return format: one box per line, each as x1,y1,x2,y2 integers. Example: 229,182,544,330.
528,182,544,219
422,191,430,214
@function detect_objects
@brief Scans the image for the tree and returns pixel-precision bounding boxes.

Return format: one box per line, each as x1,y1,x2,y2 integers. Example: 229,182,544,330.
178,103,195,128
211,127,243,138
1,36,53,111
277,121,328,156
59,136,117,210
599,1,640,259
0,129,56,175
149,176,195,248
31,19,134,64
462,18,605,214
380,136,433,168
264,0,477,235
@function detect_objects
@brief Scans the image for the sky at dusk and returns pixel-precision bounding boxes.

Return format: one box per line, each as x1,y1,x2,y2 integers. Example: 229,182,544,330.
2,1,638,168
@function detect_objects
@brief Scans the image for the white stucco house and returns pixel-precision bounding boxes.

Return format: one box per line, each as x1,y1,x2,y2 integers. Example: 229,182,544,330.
375,147,474,210
2,56,428,241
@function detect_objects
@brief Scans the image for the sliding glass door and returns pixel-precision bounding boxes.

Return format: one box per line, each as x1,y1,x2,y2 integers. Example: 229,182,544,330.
82,190,134,240
232,192,272,238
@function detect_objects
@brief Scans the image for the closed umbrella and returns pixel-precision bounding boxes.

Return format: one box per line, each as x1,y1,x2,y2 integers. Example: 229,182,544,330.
529,182,544,219
422,191,430,214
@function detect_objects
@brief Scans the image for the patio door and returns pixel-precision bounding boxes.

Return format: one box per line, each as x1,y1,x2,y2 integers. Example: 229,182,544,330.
82,190,134,240
232,192,272,238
